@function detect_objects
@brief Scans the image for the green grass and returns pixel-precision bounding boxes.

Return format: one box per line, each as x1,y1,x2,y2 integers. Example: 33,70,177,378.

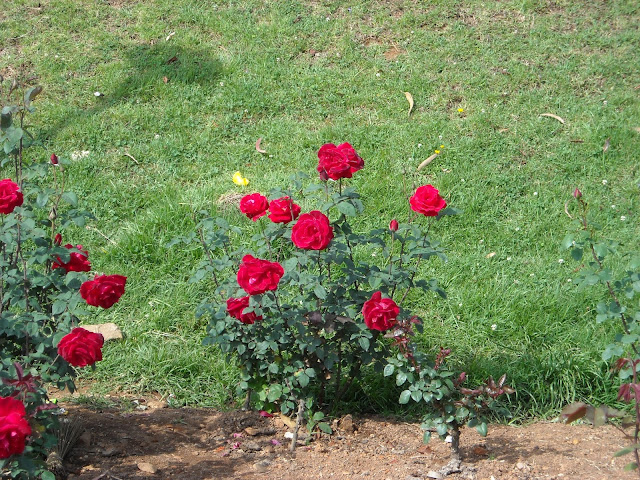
2,0,639,417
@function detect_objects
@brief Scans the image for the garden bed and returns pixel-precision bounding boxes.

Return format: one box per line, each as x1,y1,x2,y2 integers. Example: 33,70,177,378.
61,392,635,480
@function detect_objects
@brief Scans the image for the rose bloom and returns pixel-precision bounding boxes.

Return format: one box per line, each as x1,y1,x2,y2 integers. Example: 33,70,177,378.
317,143,364,181
409,185,447,217
0,179,23,215
362,291,399,332
57,327,105,367
268,196,301,224
227,296,262,324
237,254,284,295
239,193,269,221
0,396,32,459
52,244,91,273
80,274,127,309
291,210,334,251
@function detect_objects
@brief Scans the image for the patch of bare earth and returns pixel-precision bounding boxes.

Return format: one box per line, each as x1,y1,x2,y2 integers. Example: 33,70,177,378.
58,394,637,480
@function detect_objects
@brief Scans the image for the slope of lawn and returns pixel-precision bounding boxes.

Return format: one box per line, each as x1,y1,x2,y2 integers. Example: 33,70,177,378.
1,0,639,416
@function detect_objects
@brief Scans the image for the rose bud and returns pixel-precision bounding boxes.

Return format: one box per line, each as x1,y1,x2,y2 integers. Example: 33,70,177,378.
573,188,582,199
50,153,59,165
54,233,63,246
389,219,399,232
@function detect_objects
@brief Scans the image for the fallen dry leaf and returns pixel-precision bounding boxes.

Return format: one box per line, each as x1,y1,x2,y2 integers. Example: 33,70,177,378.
473,446,490,456
570,139,584,143
539,113,565,124
162,76,169,84
404,92,414,117
255,138,267,154
417,153,438,171
166,31,176,42
166,55,178,65
417,444,432,454
486,252,496,259
603,138,610,153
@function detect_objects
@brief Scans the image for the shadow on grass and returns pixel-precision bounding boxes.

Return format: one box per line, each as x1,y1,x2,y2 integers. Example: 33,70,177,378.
41,41,224,143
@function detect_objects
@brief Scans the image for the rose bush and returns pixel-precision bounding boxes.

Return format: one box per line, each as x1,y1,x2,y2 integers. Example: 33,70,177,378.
0,80,127,478
174,141,512,458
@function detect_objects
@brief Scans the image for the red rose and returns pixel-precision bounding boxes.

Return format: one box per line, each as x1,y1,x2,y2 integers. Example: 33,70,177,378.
50,153,59,165
237,255,284,295
52,244,91,273
0,396,31,459
226,296,262,324
57,327,104,367
317,143,364,181
409,185,447,217
239,193,269,221
0,179,23,215
389,219,399,232
268,196,301,224
291,210,334,250
80,274,127,308
54,233,63,246
362,291,399,332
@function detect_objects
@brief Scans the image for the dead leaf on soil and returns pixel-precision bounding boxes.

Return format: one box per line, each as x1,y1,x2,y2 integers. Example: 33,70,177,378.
417,153,438,171
166,55,178,65
603,138,610,153
473,445,489,456
539,113,565,124
165,31,175,42
255,137,267,154
277,413,296,429
486,252,496,258
162,76,169,83
404,92,414,117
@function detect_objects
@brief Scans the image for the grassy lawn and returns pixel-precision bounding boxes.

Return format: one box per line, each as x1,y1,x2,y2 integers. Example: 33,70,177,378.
2,0,639,417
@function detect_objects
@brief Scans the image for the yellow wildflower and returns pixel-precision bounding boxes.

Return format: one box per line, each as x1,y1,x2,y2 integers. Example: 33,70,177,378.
434,150,440,154
457,108,464,113
440,145,444,149
232,171,249,186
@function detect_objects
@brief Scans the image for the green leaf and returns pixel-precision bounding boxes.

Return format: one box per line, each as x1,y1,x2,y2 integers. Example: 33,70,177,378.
436,423,448,436
297,372,310,388
624,462,638,471
312,412,325,421
422,431,431,444
314,284,327,299
561,234,575,249
396,371,407,386
41,471,56,480
358,336,370,351
318,422,332,434
383,364,395,377
62,192,78,207
411,390,423,402
570,248,583,261
52,300,67,315
476,422,488,437
399,390,411,404
337,201,356,217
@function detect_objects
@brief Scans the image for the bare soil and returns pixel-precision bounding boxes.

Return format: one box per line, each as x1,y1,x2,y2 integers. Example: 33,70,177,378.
60,393,637,480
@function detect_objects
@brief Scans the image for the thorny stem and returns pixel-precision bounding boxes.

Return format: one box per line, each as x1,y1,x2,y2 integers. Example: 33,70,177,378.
290,399,305,452
633,363,640,472
197,227,219,288
398,223,432,306
578,198,640,357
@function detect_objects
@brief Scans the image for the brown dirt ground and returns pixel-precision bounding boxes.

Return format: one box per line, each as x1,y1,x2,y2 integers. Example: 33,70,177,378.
58,392,638,480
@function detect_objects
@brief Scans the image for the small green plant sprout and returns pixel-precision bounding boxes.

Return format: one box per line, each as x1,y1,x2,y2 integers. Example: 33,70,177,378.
561,188,640,477
174,141,514,461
